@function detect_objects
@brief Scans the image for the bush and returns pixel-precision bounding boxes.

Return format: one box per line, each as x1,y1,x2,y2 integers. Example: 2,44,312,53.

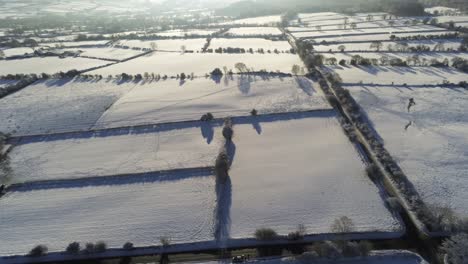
66,242,80,254
84,243,95,254
29,245,48,257
331,216,355,233
200,113,214,121
123,242,134,250
211,68,223,76
95,241,107,252
287,224,306,241
312,241,341,259
366,164,382,181
222,118,233,141
441,234,468,264
160,236,171,247
386,197,403,212
357,241,372,256
254,228,278,241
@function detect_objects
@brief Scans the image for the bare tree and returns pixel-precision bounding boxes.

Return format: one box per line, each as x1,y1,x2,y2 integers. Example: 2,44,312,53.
370,41,383,51
331,216,355,233
235,62,247,73
180,45,186,54
150,42,158,51
292,64,301,75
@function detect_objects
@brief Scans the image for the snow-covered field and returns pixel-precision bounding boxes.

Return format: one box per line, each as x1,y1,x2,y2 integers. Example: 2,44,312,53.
0,57,111,75
323,66,468,85
39,40,110,48
0,173,216,255
425,6,460,15
210,38,292,51
289,21,437,31
435,15,468,24
154,29,218,37
10,123,221,183
322,52,468,63
310,31,457,43
64,47,144,60
93,77,330,129
117,39,207,51
291,26,444,40
312,40,462,52
89,53,304,76
225,27,282,36
0,47,34,57
219,15,281,26
348,85,468,217
228,112,402,238
0,79,135,136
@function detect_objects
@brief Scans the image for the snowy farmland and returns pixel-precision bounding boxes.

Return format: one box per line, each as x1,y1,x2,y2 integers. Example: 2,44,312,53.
0,80,135,136
154,29,219,37
312,39,463,52
0,57,111,75
0,47,34,57
309,31,458,43
290,26,445,40
89,53,305,76
117,39,207,52
323,66,468,85
322,52,468,63
0,173,216,256
64,47,145,61
93,77,330,129
39,40,110,48
348,85,468,217
209,38,292,51
219,15,281,26
225,27,282,37
9,123,221,183
228,111,402,238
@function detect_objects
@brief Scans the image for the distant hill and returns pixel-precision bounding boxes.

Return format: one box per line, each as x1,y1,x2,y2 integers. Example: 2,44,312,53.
215,0,425,18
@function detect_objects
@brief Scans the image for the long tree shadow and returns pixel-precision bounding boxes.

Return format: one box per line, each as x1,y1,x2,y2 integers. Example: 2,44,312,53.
214,174,232,246
251,116,262,135
294,76,316,96
8,167,213,193
201,121,214,144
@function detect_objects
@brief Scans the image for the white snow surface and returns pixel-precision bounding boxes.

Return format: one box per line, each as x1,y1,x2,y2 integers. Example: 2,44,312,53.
10,124,221,183
309,31,458,43
94,77,329,129
291,26,444,40
227,112,402,238
312,40,462,52
89,53,305,76
219,16,281,26
210,38,292,51
323,66,468,85
117,39,207,51
0,79,135,136
225,27,282,36
349,85,468,217
322,52,468,63
65,47,144,60
0,57,111,75
0,174,216,255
